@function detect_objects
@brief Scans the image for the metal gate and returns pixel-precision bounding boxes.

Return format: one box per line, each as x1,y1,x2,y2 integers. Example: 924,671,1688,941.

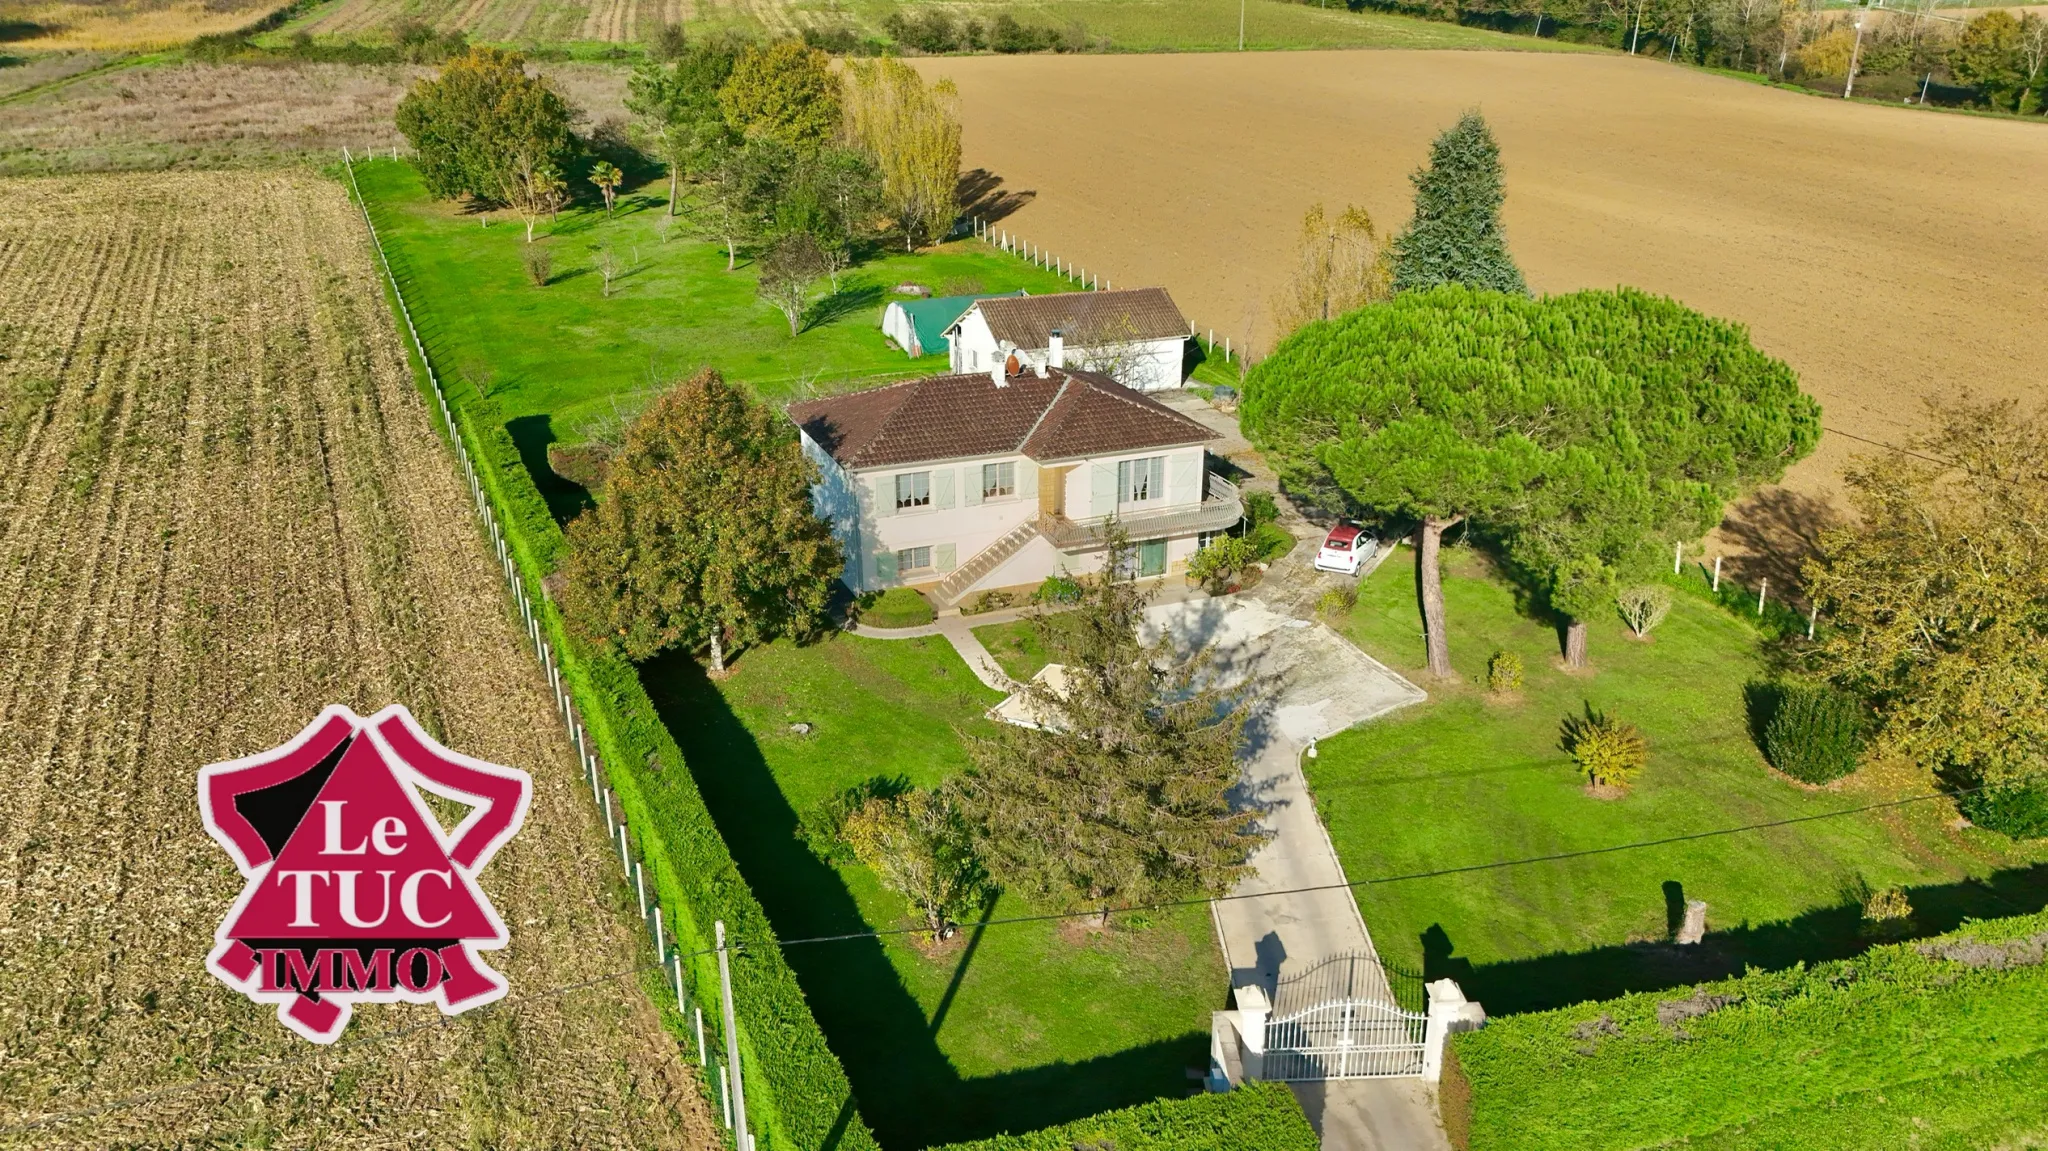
1262,952,1428,1081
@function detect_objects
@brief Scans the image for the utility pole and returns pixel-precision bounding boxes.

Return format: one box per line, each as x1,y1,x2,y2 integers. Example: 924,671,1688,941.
1844,13,1866,99
1918,71,1932,104
717,921,751,1151
1630,0,1645,54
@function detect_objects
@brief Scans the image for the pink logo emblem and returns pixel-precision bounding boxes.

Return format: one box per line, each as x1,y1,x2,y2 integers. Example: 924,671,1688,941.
199,705,532,1043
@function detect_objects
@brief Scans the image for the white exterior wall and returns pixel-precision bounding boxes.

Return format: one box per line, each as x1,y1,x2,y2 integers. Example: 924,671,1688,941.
1057,447,1207,521
807,431,1214,595
848,454,1039,591
949,310,999,374
948,306,1187,391
882,302,920,357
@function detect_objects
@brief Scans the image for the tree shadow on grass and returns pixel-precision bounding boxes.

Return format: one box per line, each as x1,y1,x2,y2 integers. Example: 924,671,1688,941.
806,280,886,331
1424,862,2048,1017
503,415,593,526
640,645,1213,1149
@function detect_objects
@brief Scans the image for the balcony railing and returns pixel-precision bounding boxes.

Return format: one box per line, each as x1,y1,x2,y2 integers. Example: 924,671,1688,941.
1038,472,1243,550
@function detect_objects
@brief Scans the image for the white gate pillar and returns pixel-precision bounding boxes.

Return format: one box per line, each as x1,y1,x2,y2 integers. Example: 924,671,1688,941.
1233,984,1270,1080
1422,979,1486,1083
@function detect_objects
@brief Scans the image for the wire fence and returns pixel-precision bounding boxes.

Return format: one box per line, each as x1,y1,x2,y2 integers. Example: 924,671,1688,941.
338,146,737,1137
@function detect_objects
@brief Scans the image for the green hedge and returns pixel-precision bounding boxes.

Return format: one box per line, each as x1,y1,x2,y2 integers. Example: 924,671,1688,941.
1454,910,2048,1150
928,1083,1318,1151
451,397,880,1151
351,164,878,1151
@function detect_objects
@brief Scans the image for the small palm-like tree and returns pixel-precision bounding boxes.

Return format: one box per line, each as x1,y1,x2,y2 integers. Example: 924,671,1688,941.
588,161,623,218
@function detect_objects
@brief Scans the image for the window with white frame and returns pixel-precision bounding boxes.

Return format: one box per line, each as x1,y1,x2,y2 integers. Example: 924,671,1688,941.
897,546,932,573
1118,456,1165,506
982,461,1016,500
894,472,931,510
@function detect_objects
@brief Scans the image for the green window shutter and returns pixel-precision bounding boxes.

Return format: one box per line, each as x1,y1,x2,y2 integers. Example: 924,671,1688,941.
875,549,898,581
1170,451,1201,505
1090,462,1118,517
1019,463,1038,500
935,468,955,510
964,466,983,507
936,542,957,572
874,476,893,518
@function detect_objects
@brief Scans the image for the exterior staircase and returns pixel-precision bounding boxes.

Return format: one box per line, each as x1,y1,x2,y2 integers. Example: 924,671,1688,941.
931,519,1041,608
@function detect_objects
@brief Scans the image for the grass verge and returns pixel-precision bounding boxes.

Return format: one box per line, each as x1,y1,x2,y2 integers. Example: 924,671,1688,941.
1309,545,2048,1015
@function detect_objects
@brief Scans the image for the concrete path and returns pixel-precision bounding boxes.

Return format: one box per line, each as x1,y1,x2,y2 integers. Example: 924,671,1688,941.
1143,596,1444,1151
934,615,1014,691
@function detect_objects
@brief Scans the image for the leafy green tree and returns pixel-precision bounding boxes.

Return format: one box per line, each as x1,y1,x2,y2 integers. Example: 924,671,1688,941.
842,57,964,250
1241,285,1817,677
953,532,1267,917
688,135,792,269
1389,111,1527,296
588,160,623,217
841,788,993,937
1949,10,2048,112
626,32,744,214
773,146,882,283
758,231,826,335
1803,395,2048,832
719,40,842,147
561,368,841,672
395,45,576,203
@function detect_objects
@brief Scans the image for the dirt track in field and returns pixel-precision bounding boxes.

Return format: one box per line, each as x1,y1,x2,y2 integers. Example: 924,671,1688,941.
0,170,712,1147
922,51,2048,562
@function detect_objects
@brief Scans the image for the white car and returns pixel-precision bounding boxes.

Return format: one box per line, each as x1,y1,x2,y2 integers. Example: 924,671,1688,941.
1312,523,1376,576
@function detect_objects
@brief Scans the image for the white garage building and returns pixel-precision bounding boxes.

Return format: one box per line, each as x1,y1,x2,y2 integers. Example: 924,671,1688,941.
943,288,1193,393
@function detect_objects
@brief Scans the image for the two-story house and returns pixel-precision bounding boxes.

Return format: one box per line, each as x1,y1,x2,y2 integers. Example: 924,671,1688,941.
943,288,1193,393
788,359,1242,609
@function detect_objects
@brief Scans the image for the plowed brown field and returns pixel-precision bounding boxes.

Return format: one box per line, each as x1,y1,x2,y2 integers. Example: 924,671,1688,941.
0,170,710,1147
925,51,2048,548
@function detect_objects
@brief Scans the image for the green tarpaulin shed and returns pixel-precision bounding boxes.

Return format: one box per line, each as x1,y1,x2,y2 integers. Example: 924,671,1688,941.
882,291,1026,358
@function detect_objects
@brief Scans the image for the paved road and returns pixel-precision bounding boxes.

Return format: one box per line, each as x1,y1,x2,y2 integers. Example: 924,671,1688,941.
1143,596,1447,1151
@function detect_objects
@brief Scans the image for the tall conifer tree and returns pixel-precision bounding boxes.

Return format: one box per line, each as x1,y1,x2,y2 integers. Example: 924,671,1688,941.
1390,111,1527,296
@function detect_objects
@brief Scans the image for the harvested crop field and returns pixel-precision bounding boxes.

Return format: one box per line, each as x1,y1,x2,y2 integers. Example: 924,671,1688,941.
0,60,631,176
0,0,287,51
0,170,709,1146
926,51,2048,529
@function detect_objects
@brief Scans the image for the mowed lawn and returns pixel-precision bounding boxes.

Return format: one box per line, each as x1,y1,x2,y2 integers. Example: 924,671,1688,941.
642,633,1223,1150
1312,548,2048,1014
351,158,1079,433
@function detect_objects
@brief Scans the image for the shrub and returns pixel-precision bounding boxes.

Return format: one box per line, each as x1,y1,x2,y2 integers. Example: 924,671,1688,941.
1763,682,1867,784
1959,781,2048,840
1188,534,1261,593
521,243,551,286
1861,885,1914,939
841,788,993,936
1033,572,1082,605
962,588,1014,615
796,775,909,864
1317,585,1357,618
930,1080,1318,1151
1562,707,1647,790
858,587,934,628
989,12,1059,52
1615,584,1672,637
1487,649,1524,694
1243,489,1279,529
1250,521,1296,562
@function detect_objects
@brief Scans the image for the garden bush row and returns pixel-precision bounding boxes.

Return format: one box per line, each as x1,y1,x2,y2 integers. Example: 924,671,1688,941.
930,1082,1318,1151
452,395,879,1151
1451,909,2048,1150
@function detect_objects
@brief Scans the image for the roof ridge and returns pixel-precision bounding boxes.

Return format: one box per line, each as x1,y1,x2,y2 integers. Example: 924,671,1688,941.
1015,374,1074,459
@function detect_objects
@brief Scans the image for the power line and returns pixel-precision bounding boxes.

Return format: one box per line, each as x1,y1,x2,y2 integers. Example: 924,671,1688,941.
1821,423,1954,467
7,783,1987,1134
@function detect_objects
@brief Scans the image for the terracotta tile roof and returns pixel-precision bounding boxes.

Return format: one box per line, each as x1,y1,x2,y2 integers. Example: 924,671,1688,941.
965,288,1191,348
789,368,1215,470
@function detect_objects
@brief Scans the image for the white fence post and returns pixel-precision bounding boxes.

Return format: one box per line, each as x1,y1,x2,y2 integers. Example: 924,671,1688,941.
1232,984,1269,1080
1758,577,1769,614
1673,540,1683,574
1423,979,1485,1083
1712,555,1722,591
